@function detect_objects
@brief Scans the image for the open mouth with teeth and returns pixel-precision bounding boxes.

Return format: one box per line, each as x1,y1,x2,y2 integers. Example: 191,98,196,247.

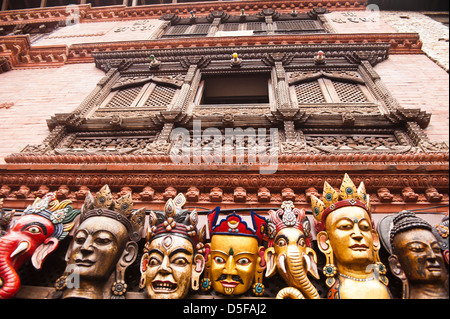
152,280,178,293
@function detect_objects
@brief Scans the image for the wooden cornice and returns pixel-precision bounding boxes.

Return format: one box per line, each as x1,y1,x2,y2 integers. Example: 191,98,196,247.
0,1,367,27
0,31,422,70
3,151,448,170
0,164,448,213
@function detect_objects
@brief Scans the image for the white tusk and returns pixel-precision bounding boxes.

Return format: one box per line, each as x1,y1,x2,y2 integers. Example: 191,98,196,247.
10,241,30,259
279,254,287,276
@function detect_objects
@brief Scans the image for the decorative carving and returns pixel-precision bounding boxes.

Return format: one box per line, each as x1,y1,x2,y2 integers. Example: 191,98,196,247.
311,174,391,299
378,212,448,299
265,201,320,299
0,193,79,299
54,185,145,299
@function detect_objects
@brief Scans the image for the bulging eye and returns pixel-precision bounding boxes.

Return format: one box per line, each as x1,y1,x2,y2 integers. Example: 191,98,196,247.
173,257,188,266
149,257,161,266
276,238,287,247
26,226,42,234
214,256,225,264
298,238,306,247
236,257,250,266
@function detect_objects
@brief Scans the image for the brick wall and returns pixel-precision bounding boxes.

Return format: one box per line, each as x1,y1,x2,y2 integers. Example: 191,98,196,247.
374,54,449,143
0,63,104,163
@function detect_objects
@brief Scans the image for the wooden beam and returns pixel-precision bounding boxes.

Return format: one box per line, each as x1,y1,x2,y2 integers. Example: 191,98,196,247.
1,0,10,11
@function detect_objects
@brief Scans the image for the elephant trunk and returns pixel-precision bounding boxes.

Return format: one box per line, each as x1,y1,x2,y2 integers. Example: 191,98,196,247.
0,237,21,299
286,248,320,299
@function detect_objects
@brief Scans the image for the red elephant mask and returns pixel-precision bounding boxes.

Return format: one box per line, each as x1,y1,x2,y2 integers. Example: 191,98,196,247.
0,193,79,299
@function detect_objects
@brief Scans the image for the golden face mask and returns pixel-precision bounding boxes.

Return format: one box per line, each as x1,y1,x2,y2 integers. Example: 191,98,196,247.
201,208,267,296
208,235,261,295
311,174,390,299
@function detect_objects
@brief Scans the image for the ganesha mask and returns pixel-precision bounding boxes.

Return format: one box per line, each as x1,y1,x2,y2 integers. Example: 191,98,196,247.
0,193,79,299
265,201,320,299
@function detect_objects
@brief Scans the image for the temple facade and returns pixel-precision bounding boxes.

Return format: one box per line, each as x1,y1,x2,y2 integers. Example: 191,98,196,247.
0,0,448,299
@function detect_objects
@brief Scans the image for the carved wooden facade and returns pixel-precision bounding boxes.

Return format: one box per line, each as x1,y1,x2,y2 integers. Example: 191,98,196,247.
0,0,448,299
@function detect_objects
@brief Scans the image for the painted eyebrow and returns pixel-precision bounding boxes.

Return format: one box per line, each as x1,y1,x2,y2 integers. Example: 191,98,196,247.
148,248,164,257
169,248,193,258
234,251,256,257
211,250,255,256
274,234,289,244
21,222,48,235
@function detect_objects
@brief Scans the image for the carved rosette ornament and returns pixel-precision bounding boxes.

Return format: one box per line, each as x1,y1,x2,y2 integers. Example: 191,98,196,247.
54,185,145,299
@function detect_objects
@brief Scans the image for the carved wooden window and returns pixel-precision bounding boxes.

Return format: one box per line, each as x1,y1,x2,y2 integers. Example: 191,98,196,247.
288,71,375,105
162,24,210,38
219,22,267,33
196,74,271,106
98,76,181,111
274,20,324,33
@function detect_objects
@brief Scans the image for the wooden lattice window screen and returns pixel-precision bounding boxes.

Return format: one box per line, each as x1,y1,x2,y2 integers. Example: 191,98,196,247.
191,24,211,35
163,24,190,36
220,23,240,31
294,81,326,103
333,81,368,103
101,80,178,110
142,85,177,108
292,78,371,104
246,22,265,32
106,86,143,108
163,24,210,37
219,22,266,32
275,20,324,32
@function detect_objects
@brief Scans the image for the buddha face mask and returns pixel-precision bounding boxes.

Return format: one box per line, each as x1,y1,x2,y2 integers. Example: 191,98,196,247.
311,174,390,299
55,185,145,299
384,211,448,299
325,206,377,271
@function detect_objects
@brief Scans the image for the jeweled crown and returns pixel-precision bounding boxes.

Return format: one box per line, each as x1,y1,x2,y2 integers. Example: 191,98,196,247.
206,207,267,245
147,193,199,246
23,192,80,241
311,173,371,232
267,201,312,247
82,184,146,242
